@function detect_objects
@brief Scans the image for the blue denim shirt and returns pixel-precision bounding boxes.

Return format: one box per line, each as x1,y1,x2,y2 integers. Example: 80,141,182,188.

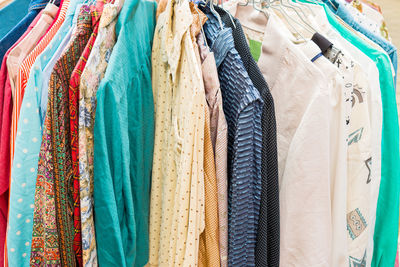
0,0,60,63
322,0,397,86
199,5,263,267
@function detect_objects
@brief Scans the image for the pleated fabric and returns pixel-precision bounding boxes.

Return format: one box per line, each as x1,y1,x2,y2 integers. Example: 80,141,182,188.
200,6,263,266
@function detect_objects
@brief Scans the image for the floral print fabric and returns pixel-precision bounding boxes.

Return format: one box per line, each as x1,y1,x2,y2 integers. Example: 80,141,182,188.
78,3,121,266
68,1,107,265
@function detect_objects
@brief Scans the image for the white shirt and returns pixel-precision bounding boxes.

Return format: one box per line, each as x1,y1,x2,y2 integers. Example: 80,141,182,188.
298,3,383,266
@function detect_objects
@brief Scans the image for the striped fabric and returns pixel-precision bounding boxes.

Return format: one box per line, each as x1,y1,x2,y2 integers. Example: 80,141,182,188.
200,6,263,267
10,0,70,167
5,2,70,266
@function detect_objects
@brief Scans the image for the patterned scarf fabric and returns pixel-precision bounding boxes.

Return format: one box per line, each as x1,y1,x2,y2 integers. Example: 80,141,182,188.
30,6,93,267
68,1,107,265
78,2,122,265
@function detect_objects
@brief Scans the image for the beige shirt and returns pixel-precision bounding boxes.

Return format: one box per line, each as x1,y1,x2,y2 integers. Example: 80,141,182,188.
149,0,206,266
6,3,58,97
302,41,349,267
299,4,382,265
197,33,228,267
229,4,344,265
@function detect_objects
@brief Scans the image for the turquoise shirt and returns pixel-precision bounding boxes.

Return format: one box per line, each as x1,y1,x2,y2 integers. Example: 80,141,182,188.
92,0,156,266
7,1,83,266
297,1,400,266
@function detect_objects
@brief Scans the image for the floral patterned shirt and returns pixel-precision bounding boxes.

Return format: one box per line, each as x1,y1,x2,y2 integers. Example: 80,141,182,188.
68,1,107,265
78,2,121,266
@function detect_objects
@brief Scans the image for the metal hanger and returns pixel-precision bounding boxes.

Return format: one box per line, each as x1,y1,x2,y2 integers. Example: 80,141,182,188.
199,0,224,30
263,0,309,42
271,0,316,34
286,0,315,19
214,0,237,28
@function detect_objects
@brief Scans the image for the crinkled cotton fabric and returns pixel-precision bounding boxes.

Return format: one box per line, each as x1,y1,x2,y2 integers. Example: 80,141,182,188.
199,5,263,266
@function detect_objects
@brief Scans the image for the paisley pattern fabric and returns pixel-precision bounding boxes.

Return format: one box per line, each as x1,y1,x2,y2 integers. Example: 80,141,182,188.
30,6,92,267
78,3,121,266
68,1,106,266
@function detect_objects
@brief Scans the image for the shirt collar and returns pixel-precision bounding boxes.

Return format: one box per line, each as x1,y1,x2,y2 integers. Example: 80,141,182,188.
159,0,193,81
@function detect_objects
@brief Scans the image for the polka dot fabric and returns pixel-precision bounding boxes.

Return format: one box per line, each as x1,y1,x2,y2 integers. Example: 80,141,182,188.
149,1,207,266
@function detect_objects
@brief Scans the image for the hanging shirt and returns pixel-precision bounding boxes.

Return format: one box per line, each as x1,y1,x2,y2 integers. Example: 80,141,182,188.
0,12,41,266
302,39,348,267
92,0,156,265
295,3,383,264
199,5,263,266
78,2,122,266
29,6,92,267
238,10,336,265
359,1,390,40
199,96,220,267
40,16,78,125
314,38,374,265
10,0,70,167
214,5,280,267
0,0,57,64
7,0,82,265
340,1,382,39
6,4,58,97
197,32,221,267
301,2,400,266
197,32,229,267
149,1,205,266
68,1,106,265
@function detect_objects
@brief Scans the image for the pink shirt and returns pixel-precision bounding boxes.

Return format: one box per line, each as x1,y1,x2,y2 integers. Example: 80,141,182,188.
7,3,58,98
38,0,64,43
0,12,42,266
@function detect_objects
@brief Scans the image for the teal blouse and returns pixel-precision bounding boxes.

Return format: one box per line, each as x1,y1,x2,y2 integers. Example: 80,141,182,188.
297,1,400,266
93,0,156,266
